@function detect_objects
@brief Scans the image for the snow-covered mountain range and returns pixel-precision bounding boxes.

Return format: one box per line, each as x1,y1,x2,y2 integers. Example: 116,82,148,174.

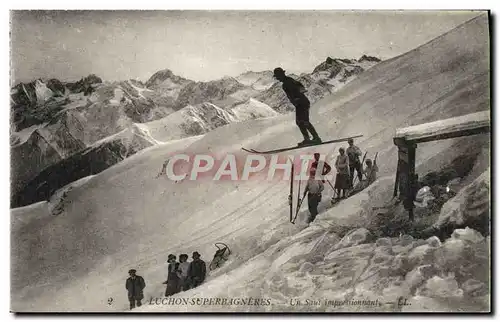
11,56,380,206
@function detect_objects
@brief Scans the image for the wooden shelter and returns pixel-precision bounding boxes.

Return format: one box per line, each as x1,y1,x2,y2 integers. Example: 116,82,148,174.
393,110,490,220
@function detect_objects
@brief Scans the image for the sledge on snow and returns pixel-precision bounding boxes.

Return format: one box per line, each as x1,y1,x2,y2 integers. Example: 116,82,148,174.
209,242,232,271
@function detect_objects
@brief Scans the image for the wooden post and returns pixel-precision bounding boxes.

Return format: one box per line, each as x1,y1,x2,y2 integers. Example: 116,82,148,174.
394,138,417,221
407,143,417,221
393,138,407,200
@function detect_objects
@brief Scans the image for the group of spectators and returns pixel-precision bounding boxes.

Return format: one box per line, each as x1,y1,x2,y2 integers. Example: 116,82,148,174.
163,251,207,296
125,251,207,310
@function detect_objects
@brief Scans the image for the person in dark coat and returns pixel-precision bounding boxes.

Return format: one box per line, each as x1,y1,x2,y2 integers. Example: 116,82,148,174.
188,251,207,288
273,67,322,146
125,269,146,310
164,254,181,296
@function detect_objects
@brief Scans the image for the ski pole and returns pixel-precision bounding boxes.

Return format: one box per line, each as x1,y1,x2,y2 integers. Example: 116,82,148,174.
325,178,339,199
326,179,335,190
292,189,308,224
292,177,302,224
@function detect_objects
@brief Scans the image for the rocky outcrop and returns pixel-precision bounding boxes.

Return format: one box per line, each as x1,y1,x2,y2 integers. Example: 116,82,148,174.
359,55,382,63
11,74,103,132
10,130,63,201
312,56,344,76
433,170,490,236
66,74,103,94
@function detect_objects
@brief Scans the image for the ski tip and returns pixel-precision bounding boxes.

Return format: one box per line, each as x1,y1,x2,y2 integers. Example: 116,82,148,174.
242,148,260,153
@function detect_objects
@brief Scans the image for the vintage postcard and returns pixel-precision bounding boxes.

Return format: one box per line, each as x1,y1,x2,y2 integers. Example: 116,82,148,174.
10,10,490,313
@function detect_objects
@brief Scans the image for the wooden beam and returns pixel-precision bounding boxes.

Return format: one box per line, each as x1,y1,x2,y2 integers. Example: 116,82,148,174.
395,110,490,144
410,125,490,144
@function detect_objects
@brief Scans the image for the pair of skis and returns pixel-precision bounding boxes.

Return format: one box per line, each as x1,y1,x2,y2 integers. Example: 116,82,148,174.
289,162,307,224
242,134,363,155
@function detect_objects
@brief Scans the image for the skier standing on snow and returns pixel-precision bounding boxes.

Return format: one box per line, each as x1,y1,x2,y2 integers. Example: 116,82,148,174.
303,167,324,223
125,269,146,310
156,159,169,178
188,251,207,288
346,138,363,187
273,67,322,146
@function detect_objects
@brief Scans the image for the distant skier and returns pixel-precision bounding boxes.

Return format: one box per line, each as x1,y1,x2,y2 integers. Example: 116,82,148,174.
156,159,170,178
164,254,181,296
304,167,324,223
334,147,351,199
156,159,182,183
125,269,146,310
188,251,206,288
346,138,363,187
311,152,332,182
273,67,322,146
177,254,191,291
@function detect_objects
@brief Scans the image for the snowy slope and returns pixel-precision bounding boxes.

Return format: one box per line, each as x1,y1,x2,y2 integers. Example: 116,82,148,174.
231,98,279,120
11,14,490,312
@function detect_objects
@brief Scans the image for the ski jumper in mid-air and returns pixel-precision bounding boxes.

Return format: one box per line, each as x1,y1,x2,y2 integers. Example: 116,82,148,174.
273,67,322,146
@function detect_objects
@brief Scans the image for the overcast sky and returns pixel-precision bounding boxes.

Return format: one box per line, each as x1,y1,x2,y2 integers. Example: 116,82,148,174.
10,10,481,84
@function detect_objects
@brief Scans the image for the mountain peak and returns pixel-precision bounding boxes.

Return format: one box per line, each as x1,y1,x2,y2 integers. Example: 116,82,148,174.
359,55,381,63
145,69,191,89
312,57,345,74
